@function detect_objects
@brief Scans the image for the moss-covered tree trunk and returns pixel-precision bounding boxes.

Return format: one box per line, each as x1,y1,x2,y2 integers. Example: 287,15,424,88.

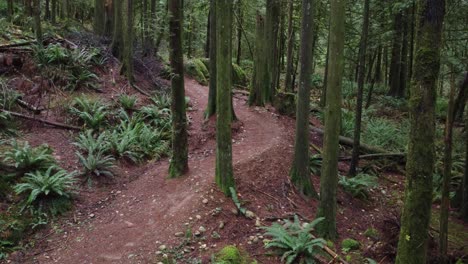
61,0,68,19
388,10,403,97
289,0,318,198
249,14,266,107
316,0,345,240
51,0,56,23
349,0,370,177
122,0,134,81
168,0,188,178
462,114,468,222
7,0,13,22
439,68,456,260
111,0,123,58
33,0,42,42
284,0,295,92
94,0,106,35
205,0,217,119
265,0,280,103
215,0,235,195
395,1,445,263
399,9,409,98
236,0,242,65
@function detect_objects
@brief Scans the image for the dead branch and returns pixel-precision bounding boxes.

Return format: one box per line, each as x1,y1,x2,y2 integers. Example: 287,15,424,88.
16,99,44,114
0,41,37,51
1,110,81,131
129,82,151,97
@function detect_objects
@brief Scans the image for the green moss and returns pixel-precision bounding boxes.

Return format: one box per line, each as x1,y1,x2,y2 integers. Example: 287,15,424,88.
158,64,172,80
341,238,360,252
430,209,468,254
364,228,379,239
184,59,208,85
213,245,256,264
232,63,248,87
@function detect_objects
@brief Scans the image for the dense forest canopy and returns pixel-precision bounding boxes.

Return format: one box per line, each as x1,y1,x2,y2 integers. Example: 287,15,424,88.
0,0,467,263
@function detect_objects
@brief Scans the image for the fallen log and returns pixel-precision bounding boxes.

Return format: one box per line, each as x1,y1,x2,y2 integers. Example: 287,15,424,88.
309,124,389,154
337,152,406,161
16,98,44,114
1,110,81,131
0,41,37,51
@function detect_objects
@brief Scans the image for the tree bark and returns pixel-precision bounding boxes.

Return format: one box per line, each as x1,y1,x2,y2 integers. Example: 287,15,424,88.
349,0,370,177
94,0,106,35
236,0,242,65
265,0,280,103
33,0,42,42
215,0,235,195
249,14,266,107
395,1,445,263
284,0,295,92
290,0,318,198
388,10,403,97
7,0,14,22
168,0,188,178
461,114,468,222
111,0,123,58
316,0,345,240
51,0,57,23
204,0,217,118
122,0,134,81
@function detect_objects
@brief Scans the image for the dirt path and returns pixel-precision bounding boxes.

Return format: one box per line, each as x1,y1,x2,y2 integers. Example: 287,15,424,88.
27,78,288,263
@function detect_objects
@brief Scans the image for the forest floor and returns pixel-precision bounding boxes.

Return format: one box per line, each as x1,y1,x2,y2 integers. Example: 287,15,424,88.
2,34,467,264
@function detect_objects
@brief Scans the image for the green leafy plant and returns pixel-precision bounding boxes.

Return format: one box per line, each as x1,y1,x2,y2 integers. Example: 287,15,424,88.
14,166,77,215
118,94,139,110
309,154,322,176
341,238,360,253
339,173,377,199
77,150,115,179
2,141,55,171
363,118,408,152
107,121,142,162
73,130,110,154
69,96,109,130
262,215,326,264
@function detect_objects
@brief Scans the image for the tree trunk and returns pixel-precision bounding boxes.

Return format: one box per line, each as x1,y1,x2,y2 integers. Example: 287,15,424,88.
215,0,235,195
33,0,42,42
265,0,280,103
204,0,217,118
168,0,188,178
122,0,134,81
395,1,445,263
7,0,14,22
45,0,51,20
439,68,456,261
205,10,210,58
51,0,56,23
290,0,318,198
249,14,266,107
111,0,123,58
349,0,370,177
155,0,169,55
320,29,330,108
461,114,468,222
61,0,68,18
316,0,345,240
236,0,242,65
366,44,382,109
399,9,409,98
284,0,295,92
453,72,468,121
388,10,403,97
94,0,106,35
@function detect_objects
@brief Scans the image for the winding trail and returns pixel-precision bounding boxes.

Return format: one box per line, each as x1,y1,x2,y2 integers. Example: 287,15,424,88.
30,78,289,263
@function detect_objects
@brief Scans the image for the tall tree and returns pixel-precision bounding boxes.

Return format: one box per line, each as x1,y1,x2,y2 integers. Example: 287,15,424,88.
7,0,14,22
204,0,217,118
111,0,123,58
462,114,468,222
265,0,280,103
349,0,370,176
51,0,57,23
215,0,235,195
249,13,266,107
94,0,106,35
168,0,188,178
388,9,403,97
316,0,345,240
289,0,318,198
33,0,42,42
122,0,134,80
236,0,243,65
284,0,295,92
395,0,445,263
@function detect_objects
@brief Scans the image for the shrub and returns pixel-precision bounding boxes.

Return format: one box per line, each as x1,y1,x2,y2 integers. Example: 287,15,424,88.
339,173,377,199
262,215,326,264
2,141,55,171
362,118,408,152
14,166,77,215
309,154,322,176
69,96,109,130
435,97,449,119
341,109,356,138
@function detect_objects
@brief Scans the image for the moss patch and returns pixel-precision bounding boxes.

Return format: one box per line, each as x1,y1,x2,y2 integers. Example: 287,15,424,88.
184,59,209,85
273,92,296,116
431,209,468,254
232,63,248,87
341,238,360,252
213,245,257,264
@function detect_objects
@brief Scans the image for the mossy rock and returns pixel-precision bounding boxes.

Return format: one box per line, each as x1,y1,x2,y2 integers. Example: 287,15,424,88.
213,245,257,264
341,238,360,252
200,58,210,69
184,59,209,85
232,63,248,87
273,92,296,116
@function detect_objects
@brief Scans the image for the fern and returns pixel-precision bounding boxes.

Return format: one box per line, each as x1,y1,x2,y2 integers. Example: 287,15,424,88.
73,130,110,154
14,166,76,215
262,215,326,264
339,173,377,199
118,94,139,110
77,150,115,178
2,141,55,171
69,97,108,130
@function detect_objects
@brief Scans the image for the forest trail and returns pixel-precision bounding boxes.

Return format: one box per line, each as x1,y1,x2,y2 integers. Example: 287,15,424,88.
30,78,288,264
